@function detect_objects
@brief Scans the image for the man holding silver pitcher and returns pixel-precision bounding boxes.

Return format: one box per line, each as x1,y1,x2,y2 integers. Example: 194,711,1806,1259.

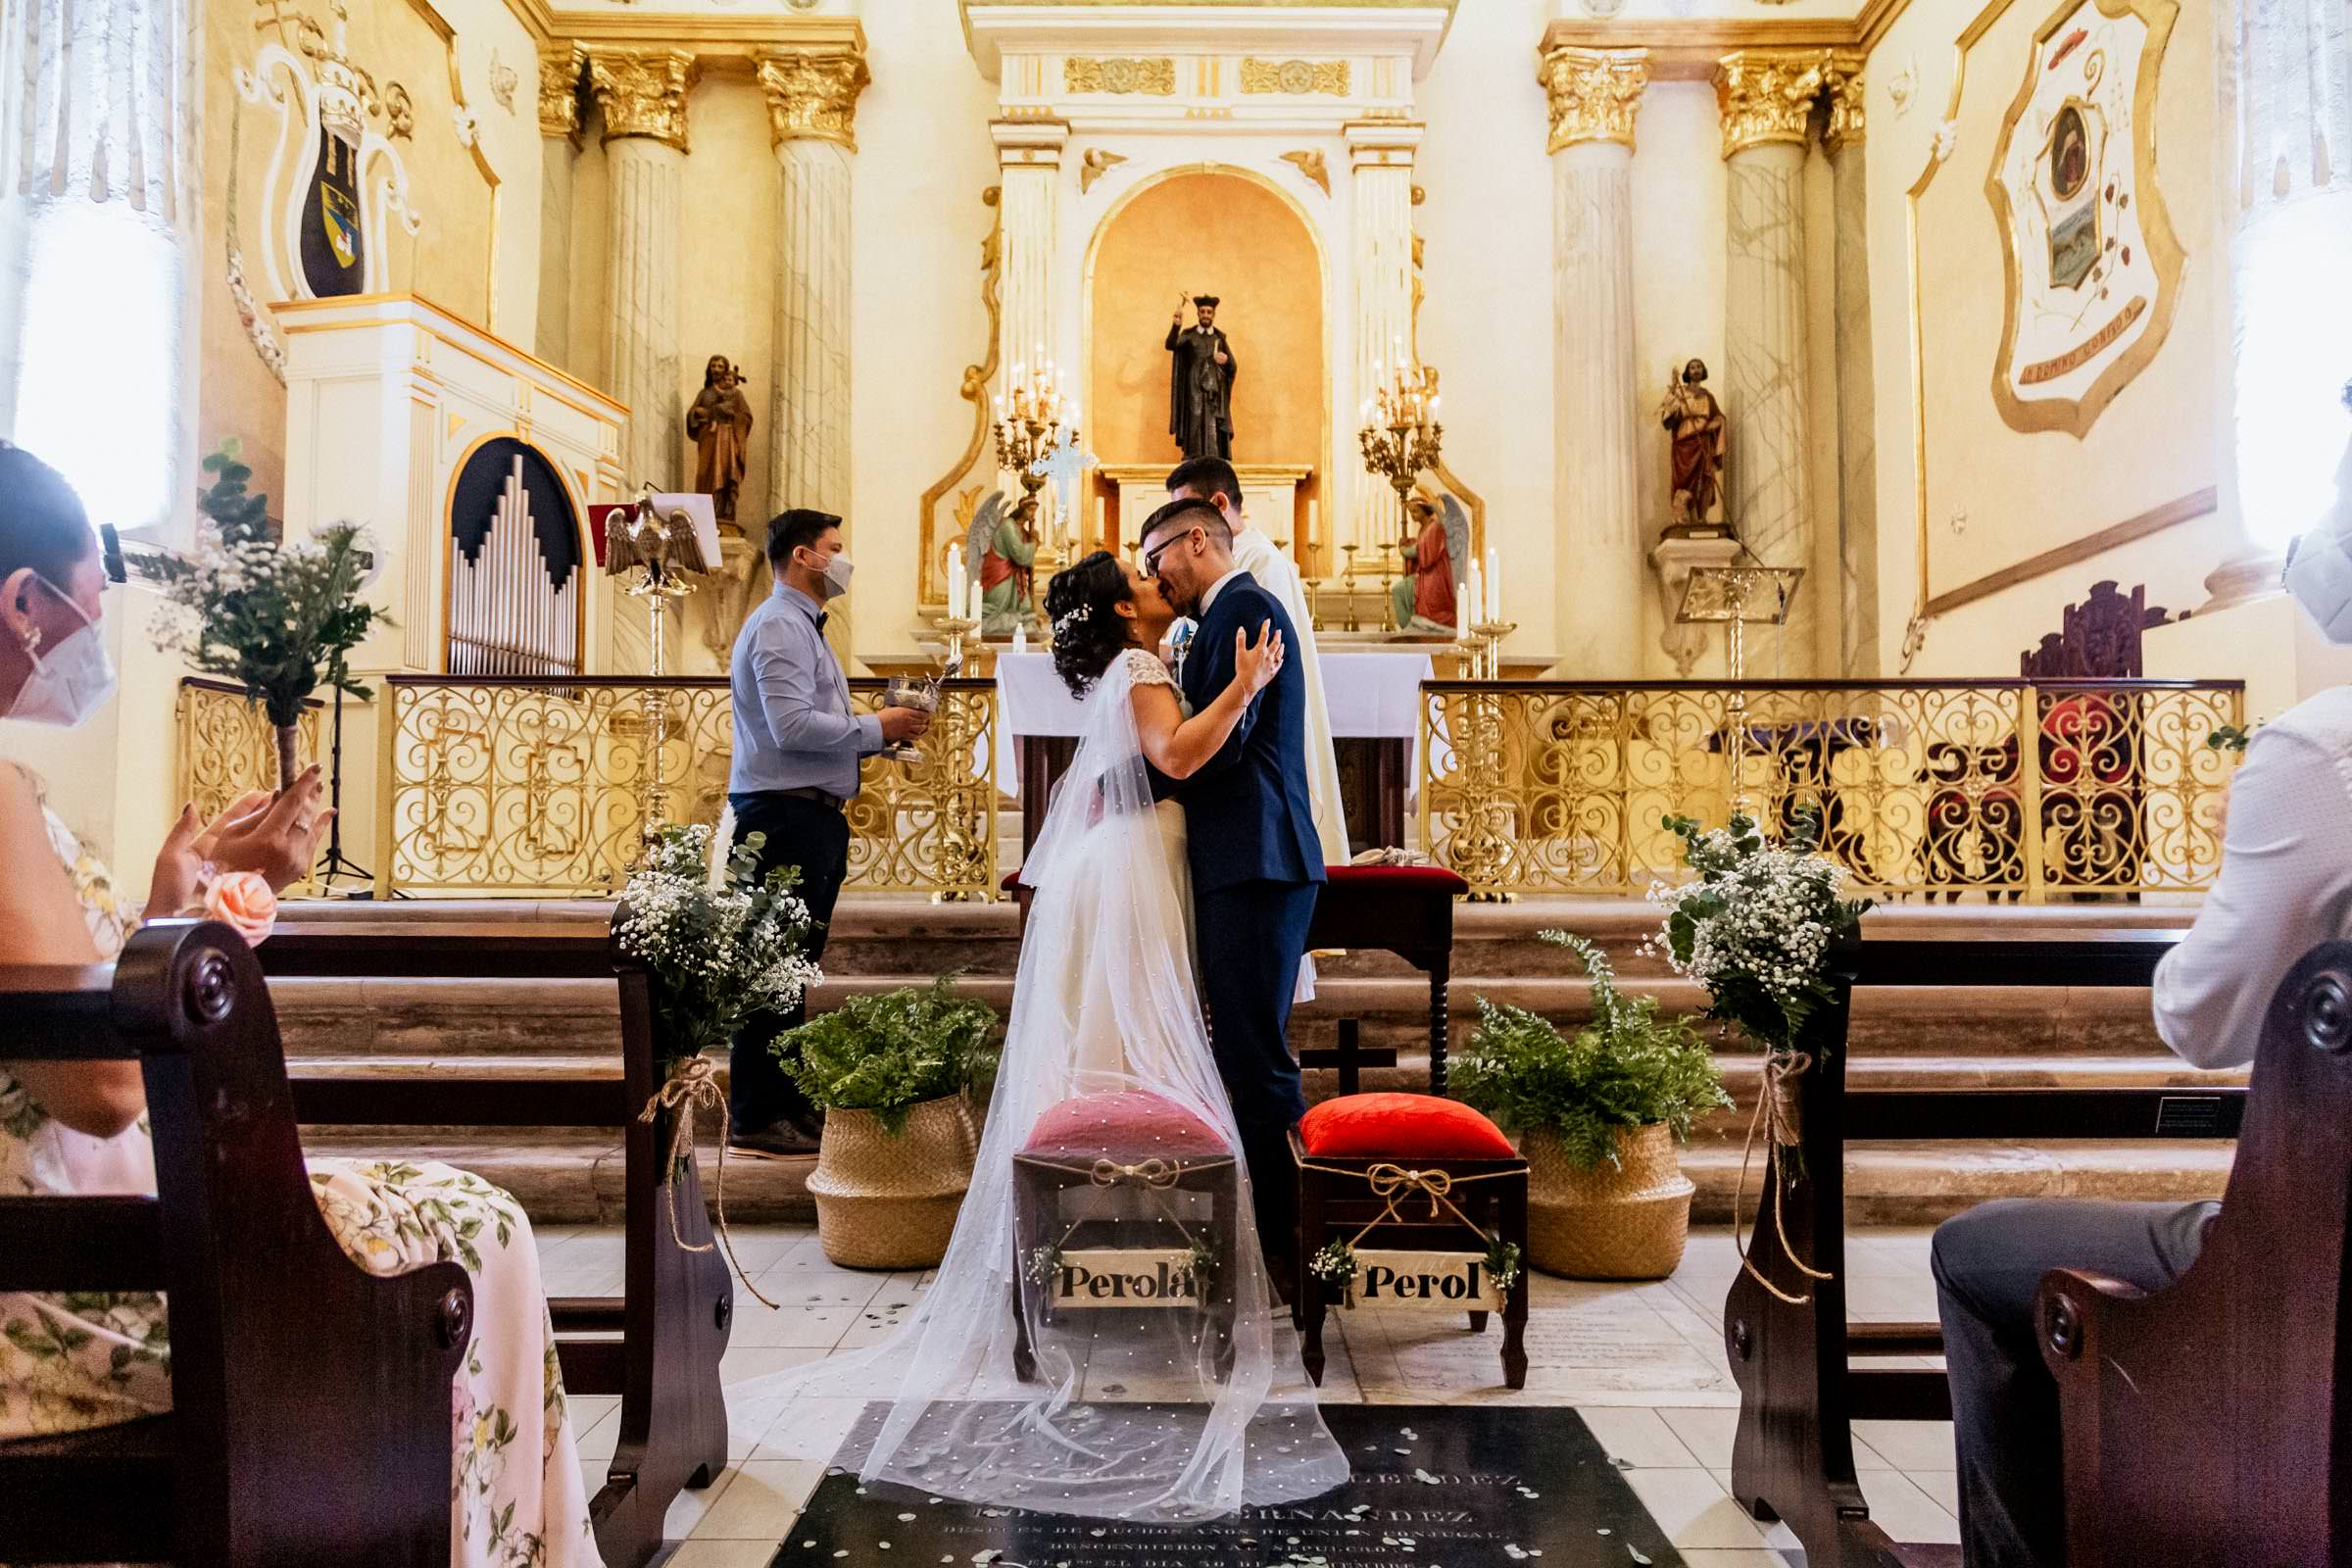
725,508,933,1158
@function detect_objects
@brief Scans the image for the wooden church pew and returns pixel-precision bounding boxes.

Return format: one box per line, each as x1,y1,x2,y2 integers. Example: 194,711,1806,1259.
1723,930,2253,1568
0,920,467,1566
2035,939,2352,1567
259,906,731,1568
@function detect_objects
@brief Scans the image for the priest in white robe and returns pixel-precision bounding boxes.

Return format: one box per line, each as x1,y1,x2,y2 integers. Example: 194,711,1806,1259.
1165,456,1349,866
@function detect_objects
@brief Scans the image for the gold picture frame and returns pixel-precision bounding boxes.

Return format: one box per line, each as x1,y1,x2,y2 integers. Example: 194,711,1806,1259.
1983,0,2183,440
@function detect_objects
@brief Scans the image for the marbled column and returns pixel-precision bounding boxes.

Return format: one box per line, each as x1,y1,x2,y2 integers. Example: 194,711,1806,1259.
1717,51,1824,674
991,120,1066,412
1822,53,1880,675
1347,120,1423,559
1542,47,1648,676
759,47,868,521
535,44,585,374
0,0,201,525
590,47,696,495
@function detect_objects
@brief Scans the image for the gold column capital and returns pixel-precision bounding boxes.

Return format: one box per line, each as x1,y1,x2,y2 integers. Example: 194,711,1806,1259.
537,43,586,142
756,45,870,153
1714,48,1826,160
1820,49,1867,153
587,46,699,153
1538,45,1650,153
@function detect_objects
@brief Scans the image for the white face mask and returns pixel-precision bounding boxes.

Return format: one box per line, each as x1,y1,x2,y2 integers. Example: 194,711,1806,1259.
811,550,855,601
7,576,116,727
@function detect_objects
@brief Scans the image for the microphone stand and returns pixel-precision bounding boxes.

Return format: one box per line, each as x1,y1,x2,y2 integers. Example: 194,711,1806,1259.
311,681,382,898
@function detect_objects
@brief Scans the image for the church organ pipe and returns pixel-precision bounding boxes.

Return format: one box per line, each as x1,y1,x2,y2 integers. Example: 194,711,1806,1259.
449,455,582,678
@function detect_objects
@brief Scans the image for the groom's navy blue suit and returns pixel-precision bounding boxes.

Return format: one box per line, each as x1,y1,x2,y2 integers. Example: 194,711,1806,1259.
1151,570,1325,1255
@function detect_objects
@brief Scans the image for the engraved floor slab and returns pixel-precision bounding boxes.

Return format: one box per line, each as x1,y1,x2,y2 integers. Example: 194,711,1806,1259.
766,1401,1687,1566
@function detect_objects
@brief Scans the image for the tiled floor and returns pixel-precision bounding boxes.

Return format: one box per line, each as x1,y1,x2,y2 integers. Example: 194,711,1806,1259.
539,1223,1962,1564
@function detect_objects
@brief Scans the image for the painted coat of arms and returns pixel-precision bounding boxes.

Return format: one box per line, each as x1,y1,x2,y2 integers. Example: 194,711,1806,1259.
1985,0,2183,437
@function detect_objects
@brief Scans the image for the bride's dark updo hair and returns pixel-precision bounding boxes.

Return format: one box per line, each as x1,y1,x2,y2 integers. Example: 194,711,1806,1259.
1044,550,1135,697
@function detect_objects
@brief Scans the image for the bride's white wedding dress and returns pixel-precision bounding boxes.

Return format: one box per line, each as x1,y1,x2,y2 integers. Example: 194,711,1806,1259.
744,650,1348,1521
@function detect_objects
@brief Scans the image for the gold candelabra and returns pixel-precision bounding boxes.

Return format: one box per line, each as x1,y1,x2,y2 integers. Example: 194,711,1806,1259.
992,349,1078,624
1358,355,1444,566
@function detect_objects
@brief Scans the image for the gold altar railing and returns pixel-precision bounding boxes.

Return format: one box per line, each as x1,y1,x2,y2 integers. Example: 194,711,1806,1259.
375,675,999,900
1420,679,2244,901
173,679,326,892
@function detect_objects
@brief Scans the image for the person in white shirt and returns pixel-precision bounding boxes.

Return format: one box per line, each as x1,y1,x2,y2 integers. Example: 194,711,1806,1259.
1931,381,2352,1567
1165,456,1349,865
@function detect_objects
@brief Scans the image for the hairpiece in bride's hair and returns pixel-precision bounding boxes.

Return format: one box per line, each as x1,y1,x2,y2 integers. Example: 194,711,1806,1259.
1051,603,1092,638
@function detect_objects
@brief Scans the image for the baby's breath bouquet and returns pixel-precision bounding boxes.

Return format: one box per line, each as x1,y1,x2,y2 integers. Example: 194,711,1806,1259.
151,442,386,791
1647,809,1872,1059
618,823,823,1076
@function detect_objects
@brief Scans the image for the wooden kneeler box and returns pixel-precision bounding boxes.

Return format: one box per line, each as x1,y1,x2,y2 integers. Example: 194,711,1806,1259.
1010,1092,1243,1384
1290,1104,1531,1392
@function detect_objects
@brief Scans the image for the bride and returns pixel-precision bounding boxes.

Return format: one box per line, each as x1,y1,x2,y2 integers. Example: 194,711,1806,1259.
754,550,1348,1522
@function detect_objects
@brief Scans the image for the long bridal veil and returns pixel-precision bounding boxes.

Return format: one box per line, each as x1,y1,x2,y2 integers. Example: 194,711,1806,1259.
741,655,1348,1521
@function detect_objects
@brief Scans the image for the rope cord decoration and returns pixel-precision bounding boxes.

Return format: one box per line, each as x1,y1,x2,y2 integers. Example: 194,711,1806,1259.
639,1054,781,1309
1295,1160,1526,1295
1728,1052,1835,1306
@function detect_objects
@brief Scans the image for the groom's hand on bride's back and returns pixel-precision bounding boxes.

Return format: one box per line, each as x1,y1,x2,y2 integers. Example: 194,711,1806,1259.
1235,620,1287,697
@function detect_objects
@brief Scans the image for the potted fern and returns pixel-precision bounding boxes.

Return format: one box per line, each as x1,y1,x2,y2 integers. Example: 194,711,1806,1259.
1453,931,1729,1280
773,976,1000,1269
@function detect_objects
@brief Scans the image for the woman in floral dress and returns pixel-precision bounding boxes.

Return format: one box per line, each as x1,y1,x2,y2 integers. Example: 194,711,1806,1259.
0,443,602,1567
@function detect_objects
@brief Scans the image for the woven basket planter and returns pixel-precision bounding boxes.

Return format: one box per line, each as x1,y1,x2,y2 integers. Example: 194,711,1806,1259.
808,1096,979,1270
1524,1122,1694,1281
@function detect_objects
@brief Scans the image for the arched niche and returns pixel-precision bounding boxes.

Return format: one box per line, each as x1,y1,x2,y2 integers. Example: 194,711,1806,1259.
1083,166,1328,530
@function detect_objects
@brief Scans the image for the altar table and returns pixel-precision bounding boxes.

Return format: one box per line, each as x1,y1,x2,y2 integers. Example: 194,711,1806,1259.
994,649,1433,855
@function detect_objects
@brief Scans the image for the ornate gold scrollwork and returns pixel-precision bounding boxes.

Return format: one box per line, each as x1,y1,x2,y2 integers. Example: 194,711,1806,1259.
1539,46,1650,153
1714,48,1827,159
756,46,871,151
538,42,587,141
1064,57,1175,96
1240,58,1349,96
587,47,698,153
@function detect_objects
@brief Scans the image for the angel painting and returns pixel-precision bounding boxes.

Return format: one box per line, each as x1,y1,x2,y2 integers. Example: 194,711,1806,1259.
964,490,1039,635
1392,482,1469,633
605,490,714,590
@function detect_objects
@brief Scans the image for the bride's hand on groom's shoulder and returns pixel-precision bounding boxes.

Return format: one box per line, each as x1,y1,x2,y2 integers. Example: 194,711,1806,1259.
1235,620,1287,696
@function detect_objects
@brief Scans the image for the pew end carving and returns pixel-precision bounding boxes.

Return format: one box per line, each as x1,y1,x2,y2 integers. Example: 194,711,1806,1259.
0,921,469,1567
2035,941,2352,1568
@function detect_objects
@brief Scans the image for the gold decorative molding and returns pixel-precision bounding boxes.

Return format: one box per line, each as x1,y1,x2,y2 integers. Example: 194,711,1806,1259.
1063,56,1175,95
755,46,869,151
537,41,585,139
1279,149,1331,195
1241,58,1350,95
1820,48,1866,151
1714,49,1825,159
1538,45,1650,152
503,1,864,73
1078,147,1126,193
917,187,1004,611
588,47,697,151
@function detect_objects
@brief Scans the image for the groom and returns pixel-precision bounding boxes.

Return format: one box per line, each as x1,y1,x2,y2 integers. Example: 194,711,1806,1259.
1137,497,1325,1270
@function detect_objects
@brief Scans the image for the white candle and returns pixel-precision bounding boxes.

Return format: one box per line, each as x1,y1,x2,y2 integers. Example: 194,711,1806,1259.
1485,547,1501,621
1465,561,1484,629
1307,499,1319,545
1454,583,1471,634
967,579,983,624
948,552,964,613
1096,495,1106,546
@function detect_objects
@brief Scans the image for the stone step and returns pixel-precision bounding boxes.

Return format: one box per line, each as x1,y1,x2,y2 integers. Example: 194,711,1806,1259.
291,1126,2232,1231
266,971,2176,1062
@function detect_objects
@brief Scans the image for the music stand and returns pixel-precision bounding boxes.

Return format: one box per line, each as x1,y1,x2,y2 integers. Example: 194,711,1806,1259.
1676,564,1804,813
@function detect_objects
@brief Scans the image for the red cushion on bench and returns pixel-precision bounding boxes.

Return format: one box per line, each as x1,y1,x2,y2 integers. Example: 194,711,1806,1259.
1321,863,1471,897
1298,1093,1514,1159
1023,1091,1231,1161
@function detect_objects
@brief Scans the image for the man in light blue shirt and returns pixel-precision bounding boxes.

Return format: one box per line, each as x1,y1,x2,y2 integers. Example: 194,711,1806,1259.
727,509,930,1157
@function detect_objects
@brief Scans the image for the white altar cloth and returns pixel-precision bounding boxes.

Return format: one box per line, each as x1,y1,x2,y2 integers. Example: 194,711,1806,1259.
993,649,1433,795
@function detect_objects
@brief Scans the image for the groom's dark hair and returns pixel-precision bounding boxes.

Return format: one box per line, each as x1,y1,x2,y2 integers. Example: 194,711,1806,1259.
1139,496,1230,552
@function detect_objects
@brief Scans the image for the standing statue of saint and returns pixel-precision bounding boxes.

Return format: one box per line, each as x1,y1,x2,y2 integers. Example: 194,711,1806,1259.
687,355,755,528
1165,293,1237,461
1659,358,1728,529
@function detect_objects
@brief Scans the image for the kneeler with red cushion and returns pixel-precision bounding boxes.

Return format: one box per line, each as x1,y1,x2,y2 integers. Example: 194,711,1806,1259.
1011,1091,1243,1384
1292,1093,1530,1390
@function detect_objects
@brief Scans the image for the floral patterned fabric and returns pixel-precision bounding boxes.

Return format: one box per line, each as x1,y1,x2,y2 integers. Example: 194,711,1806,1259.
0,790,602,1566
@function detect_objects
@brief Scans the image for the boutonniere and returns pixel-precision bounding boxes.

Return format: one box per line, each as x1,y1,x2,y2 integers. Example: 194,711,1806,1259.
1171,621,1195,677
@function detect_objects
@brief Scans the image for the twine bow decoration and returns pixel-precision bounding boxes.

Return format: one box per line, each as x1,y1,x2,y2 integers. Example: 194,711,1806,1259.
1729,1050,1835,1306
1297,1158,1517,1251
639,1054,779,1309
1090,1157,1183,1191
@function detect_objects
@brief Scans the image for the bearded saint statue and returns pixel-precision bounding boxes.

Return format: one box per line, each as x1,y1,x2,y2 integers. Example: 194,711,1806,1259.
688,355,755,529
1659,358,1728,529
